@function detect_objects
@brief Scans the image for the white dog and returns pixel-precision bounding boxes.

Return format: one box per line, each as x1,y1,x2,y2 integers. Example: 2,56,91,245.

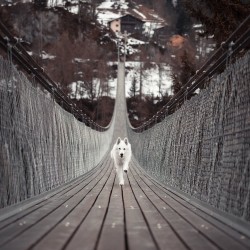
110,137,132,185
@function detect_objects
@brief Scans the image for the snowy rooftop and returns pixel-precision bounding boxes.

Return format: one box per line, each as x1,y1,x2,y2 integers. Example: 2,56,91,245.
96,0,167,29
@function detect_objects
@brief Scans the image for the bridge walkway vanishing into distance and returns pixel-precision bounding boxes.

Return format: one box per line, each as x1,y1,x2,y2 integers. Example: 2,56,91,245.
0,18,250,250
0,61,250,250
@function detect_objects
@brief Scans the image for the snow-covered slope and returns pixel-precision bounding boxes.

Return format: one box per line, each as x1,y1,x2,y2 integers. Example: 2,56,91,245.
71,61,172,99
95,0,172,98
1,0,172,99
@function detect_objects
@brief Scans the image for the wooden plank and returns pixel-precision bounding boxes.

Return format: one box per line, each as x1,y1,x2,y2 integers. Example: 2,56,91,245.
127,167,188,250
0,163,102,229
32,161,115,250
122,173,157,250
0,159,110,250
134,163,250,248
0,159,101,224
129,166,219,250
132,164,250,250
97,175,126,250
0,154,248,250
64,164,116,250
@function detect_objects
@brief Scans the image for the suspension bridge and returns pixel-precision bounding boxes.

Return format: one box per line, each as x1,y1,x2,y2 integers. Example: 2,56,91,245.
0,17,250,250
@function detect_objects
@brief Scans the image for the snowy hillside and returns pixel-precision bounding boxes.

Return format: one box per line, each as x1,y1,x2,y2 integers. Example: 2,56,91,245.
96,0,172,98
71,61,172,99
55,0,172,99
125,62,172,97
1,0,172,100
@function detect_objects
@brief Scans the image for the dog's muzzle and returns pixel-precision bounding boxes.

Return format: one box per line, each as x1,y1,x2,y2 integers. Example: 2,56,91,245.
120,153,124,158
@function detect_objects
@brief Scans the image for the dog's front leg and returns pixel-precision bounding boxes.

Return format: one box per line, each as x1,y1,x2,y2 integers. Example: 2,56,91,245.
123,162,129,173
117,166,124,186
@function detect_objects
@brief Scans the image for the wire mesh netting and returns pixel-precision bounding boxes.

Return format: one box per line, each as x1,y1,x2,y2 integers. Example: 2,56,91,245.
0,58,114,208
1,46,250,226
128,52,250,221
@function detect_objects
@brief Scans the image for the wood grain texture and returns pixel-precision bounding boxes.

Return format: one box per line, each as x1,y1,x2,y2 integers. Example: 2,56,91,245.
0,156,249,250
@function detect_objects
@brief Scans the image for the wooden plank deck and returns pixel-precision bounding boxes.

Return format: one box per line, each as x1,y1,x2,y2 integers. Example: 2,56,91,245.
0,155,250,250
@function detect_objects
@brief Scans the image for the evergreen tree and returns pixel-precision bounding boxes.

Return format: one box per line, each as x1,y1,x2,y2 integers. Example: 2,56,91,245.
171,72,181,94
171,51,196,95
129,77,139,97
175,1,193,35
179,51,196,85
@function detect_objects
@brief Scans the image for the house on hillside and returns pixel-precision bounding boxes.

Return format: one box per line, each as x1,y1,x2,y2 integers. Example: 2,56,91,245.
109,18,121,34
120,14,144,34
109,14,144,35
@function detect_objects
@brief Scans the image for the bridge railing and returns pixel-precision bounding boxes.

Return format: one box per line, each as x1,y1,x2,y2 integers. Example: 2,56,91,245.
0,20,106,131
0,55,115,208
133,15,250,132
127,16,250,221
128,50,250,221
0,20,116,208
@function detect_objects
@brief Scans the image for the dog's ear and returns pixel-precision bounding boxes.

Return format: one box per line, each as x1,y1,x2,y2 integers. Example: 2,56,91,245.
124,137,129,145
116,137,121,145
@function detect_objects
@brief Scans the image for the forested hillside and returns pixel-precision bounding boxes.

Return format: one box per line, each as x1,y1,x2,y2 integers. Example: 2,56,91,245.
0,0,248,127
